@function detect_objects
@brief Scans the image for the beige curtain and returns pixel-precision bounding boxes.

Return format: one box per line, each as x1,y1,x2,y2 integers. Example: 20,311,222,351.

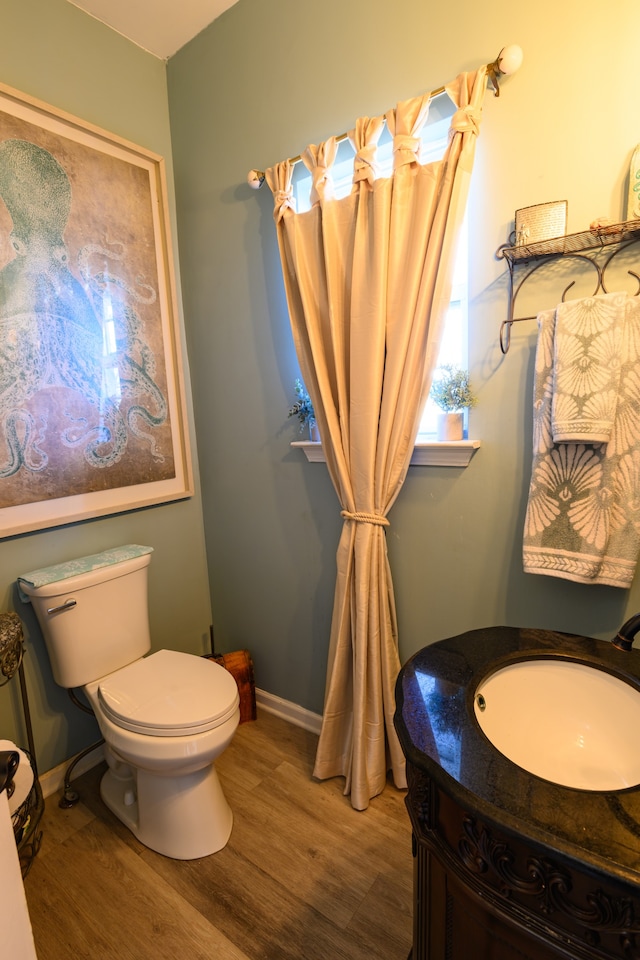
266,67,488,810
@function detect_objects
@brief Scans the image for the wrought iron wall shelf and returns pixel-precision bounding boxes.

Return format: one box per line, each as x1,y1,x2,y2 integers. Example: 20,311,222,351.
497,218,640,353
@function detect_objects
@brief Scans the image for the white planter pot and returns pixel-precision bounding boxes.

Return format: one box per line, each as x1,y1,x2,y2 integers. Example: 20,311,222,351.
437,412,464,441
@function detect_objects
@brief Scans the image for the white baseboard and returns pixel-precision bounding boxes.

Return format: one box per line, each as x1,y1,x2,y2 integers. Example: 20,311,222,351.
39,743,105,800
37,691,321,798
255,688,322,735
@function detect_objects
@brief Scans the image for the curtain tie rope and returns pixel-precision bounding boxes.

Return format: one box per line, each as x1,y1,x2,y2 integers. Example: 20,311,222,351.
341,510,390,527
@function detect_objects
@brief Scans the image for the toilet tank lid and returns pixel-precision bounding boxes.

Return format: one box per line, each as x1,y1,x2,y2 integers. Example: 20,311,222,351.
17,545,153,602
98,649,240,734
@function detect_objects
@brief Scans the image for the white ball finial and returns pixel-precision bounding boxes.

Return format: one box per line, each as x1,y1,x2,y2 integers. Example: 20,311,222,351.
247,169,265,189
498,44,523,76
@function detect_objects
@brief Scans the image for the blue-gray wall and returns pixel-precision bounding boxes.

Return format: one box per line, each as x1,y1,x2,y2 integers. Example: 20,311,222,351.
167,0,640,717
0,0,212,774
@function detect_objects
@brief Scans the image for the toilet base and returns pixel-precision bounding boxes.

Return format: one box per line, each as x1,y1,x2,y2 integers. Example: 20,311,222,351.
100,761,233,860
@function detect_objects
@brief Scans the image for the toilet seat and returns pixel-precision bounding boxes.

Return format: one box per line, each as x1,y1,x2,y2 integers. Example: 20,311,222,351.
97,649,239,737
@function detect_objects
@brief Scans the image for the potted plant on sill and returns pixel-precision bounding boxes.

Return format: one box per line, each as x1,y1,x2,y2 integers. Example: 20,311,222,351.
429,365,477,441
288,378,320,441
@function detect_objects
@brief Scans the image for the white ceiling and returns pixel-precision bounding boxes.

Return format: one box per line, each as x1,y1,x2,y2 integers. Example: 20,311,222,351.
67,0,240,59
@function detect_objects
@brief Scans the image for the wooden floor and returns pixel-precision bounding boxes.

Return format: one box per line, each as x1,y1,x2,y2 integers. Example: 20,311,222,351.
23,710,413,960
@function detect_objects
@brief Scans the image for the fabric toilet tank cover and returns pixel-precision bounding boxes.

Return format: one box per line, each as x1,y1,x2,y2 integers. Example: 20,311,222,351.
17,545,154,602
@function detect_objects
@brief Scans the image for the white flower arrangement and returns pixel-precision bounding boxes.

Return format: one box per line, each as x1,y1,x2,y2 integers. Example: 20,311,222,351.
429,365,477,413
287,378,316,432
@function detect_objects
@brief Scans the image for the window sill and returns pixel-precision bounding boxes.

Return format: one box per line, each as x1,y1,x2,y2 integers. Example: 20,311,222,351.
291,439,481,467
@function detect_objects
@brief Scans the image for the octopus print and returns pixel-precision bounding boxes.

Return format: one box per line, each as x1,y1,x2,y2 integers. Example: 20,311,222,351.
0,135,175,510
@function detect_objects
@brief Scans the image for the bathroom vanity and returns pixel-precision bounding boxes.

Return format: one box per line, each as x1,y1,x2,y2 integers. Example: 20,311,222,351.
394,627,640,960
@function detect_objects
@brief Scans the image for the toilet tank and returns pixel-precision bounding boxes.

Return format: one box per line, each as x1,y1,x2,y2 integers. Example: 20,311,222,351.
19,549,153,689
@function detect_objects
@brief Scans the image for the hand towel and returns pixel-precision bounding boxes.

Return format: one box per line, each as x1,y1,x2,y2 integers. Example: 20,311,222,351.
551,292,626,443
523,294,640,588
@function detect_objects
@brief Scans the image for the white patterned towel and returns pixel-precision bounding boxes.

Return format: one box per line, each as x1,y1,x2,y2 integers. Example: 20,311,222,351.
523,294,640,587
552,292,626,442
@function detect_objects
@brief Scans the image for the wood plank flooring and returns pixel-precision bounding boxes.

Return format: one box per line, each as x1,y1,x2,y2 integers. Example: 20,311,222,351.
23,710,413,959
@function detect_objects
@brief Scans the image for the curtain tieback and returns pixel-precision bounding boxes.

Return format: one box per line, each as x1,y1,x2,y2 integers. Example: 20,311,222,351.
341,510,390,527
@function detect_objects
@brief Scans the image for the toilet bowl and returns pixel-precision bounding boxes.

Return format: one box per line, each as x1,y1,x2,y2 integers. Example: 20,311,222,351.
18,545,240,860
87,649,239,859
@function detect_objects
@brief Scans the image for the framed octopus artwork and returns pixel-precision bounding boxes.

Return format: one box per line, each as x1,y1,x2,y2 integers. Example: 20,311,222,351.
0,82,193,537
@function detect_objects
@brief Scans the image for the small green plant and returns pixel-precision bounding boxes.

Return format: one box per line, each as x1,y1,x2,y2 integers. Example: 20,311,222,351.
429,365,477,412
288,378,316,432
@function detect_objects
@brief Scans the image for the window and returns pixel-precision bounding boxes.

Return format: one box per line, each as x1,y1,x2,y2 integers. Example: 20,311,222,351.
417,218,468,438
293,94,468,441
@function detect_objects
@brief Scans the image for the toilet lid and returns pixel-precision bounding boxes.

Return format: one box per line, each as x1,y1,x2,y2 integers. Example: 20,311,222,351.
97,649,239,737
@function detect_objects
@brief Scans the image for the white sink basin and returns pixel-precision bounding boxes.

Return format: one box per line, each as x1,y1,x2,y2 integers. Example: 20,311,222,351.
473,658,640,791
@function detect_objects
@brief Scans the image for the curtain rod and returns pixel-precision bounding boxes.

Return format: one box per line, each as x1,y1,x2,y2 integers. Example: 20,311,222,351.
247,44,523,189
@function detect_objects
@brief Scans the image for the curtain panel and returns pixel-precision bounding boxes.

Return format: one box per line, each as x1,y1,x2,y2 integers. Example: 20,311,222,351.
266,66,488,810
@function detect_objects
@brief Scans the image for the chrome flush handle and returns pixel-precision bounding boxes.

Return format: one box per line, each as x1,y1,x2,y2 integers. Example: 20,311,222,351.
46,599,77,615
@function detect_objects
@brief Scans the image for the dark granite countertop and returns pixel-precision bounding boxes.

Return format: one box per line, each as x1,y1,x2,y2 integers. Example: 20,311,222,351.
394,626,640,888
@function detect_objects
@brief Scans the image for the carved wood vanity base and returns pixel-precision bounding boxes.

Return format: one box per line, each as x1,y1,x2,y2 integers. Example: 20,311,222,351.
395,626,640,960
405,761,640,960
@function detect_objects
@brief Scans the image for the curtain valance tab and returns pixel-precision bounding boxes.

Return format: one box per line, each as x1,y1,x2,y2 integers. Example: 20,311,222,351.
349,116,384,188
450,103,482,136
265,160,295,223
351,142,378,186
392,134,422,167
386,93,431,170
302,138,338,205
274,186,295,215
247,45,523,189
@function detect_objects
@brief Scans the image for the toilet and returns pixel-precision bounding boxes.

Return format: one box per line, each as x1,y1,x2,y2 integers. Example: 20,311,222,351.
18,545,240,860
